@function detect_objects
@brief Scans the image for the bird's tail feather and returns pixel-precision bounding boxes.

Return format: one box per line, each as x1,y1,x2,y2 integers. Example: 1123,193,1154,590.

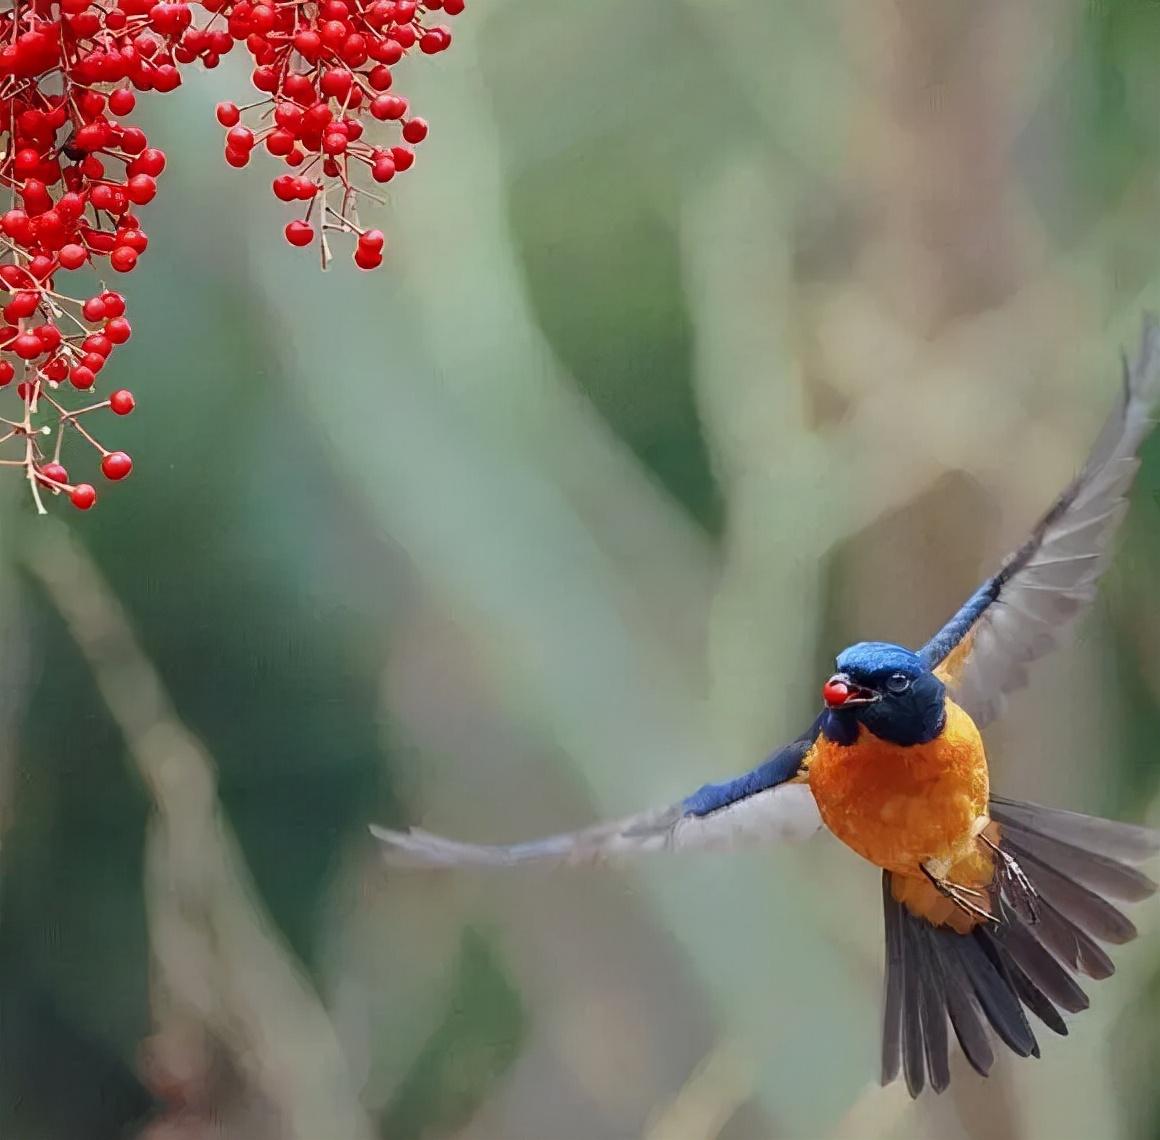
882,796,1159,1097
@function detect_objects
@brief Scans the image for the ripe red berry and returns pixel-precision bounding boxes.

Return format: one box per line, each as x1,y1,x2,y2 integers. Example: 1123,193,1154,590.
320,67,353,99
216,101,241,126
272,175,298,201
127,175,158,205
226,125,255,150
35,324,62,352
59,244,88,270
284,220,315,247
353,246,383,270
70,483,97,510
110,246,138,272
40,462,69,484
109,87,137,115
294,29,322,57
130,149,166,177
13,332,44,359
101,451,133,481
70,366,96,390
109,389,136,415
401,118,428,144
5,291,39,320
84,334,114,358
420,28,451,53
105,317,132,344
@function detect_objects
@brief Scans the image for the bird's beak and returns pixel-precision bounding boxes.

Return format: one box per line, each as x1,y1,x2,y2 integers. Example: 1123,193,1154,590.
822,673,881,708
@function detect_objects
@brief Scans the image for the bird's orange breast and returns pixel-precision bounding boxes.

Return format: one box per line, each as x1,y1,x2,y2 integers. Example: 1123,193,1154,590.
806,699,991,880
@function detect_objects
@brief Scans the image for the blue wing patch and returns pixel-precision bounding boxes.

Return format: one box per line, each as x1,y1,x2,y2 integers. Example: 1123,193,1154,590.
682,733,816,818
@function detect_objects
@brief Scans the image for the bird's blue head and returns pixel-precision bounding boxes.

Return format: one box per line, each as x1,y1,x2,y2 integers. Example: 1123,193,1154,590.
820,641,946,746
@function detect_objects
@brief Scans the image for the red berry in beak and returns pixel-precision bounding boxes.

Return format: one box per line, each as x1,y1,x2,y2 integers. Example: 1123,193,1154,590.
823,675,852,707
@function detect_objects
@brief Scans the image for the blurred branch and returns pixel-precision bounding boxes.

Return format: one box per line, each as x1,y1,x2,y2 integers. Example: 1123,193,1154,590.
642,1038,754,1140
825,1080,910,1140
23,521,374,1140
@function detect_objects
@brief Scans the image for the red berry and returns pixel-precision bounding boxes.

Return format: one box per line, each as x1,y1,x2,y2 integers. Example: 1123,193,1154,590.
266,129,295,156
420,28,450,53
59,244,88,270
284,220,314,247
320,67,353,100
130,148,166,177
70,365,96,390
35,324,62,351
105,316,132,343
216,101,240,126
127,174,157,204
111,246,138,272
353,246,382,270
5,291,39,320
109,389,136,415
109,88,137,115
70,483,97,510
294,29,322,57
0,362,12,386
272,175,298,201
401,117,428,144
121,127,148,154
13,332,43,359
226,125,255,150
84,334,114,358
101,451,133,481
40,462,69,484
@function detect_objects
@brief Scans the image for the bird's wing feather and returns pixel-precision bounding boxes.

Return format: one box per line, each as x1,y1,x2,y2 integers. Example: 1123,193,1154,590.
372,734,822,869
920,315,1160,728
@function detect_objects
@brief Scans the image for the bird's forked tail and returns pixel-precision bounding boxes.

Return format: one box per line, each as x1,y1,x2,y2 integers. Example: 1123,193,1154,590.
881,795,1159,1096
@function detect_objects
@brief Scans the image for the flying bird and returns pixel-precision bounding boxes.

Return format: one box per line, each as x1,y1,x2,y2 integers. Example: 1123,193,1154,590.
372,317,1160,1096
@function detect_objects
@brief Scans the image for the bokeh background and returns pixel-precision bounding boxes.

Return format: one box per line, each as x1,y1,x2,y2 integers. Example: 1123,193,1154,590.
4,1,1160,1138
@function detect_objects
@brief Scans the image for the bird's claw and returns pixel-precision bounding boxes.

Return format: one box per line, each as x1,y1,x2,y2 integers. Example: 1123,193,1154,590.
980,833,1040,923
922,864,999,924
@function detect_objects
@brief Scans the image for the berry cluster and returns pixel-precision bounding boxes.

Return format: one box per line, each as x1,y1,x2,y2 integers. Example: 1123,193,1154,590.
212,0,460,268
1,0,461,511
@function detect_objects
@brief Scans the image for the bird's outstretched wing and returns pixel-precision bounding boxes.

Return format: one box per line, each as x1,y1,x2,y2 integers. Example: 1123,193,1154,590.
920,315,1160,729
372,733,822,868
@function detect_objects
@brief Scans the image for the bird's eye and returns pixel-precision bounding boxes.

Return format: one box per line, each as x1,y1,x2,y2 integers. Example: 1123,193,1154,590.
885,672,910,694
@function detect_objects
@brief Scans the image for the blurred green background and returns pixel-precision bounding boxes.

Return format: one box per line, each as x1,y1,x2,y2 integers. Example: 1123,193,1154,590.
4,1,1160,1138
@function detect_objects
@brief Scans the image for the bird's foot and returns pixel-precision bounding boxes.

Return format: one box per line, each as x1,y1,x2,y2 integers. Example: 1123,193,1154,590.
921,863,998,924
980,832,1040,923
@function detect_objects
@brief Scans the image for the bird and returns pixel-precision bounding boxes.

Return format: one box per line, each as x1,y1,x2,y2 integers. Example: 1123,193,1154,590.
372,316,1160,1097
